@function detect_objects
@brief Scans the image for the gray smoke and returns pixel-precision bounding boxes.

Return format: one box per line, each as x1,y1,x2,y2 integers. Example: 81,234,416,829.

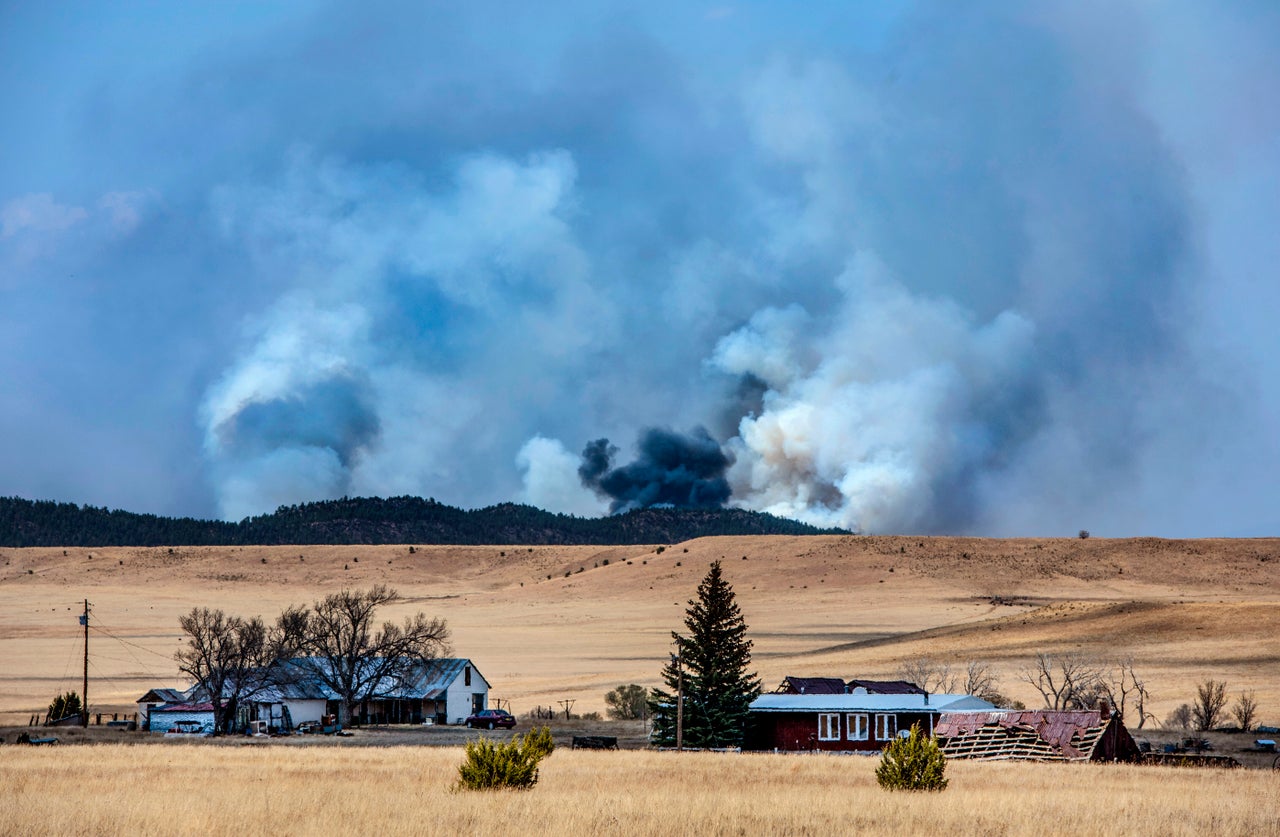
6,2,1277,535
579,428,733,513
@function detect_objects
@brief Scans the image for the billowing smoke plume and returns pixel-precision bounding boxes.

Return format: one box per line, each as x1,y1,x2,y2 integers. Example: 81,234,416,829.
7,3,1277,535
712,255,1039,533
578,428,733,513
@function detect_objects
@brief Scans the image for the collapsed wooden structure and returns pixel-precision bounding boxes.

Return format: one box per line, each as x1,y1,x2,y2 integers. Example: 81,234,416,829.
934,708,1140,762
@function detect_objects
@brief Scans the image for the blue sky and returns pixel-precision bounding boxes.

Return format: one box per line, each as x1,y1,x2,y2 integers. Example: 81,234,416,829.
1,1,1277,535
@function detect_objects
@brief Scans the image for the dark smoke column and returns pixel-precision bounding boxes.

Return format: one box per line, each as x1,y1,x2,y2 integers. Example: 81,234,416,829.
579,427,733,513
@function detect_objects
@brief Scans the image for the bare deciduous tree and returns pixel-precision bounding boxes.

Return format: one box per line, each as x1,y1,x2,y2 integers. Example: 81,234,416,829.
961,661,1007,705
1097,658,1155,729
1192,680,1228,731
1165,703,1192,730
1231,690,1259,732
1019,653,1104,710
176,608,280,734
287,585,450,725
899,657,958,693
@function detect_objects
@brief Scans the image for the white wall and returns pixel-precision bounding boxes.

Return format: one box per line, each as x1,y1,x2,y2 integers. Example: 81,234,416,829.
282,699,327,724
148,710,213,734
444,663,489,724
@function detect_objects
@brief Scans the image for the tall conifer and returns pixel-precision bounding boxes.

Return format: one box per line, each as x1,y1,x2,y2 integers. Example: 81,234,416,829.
649,560,761,747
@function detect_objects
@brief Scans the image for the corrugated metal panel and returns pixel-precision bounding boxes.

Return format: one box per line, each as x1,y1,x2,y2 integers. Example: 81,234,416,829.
751,693,996,713
935,710,1115,761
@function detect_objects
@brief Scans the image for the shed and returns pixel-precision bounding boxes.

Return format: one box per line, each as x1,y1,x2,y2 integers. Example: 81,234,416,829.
745,693,996,752
935,709,1140,762
136,688,189,730
146,703,215,735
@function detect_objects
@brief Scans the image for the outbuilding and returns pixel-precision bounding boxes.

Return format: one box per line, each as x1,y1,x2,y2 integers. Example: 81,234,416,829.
136,688,189,731
934,708,1140,762
745,693,997,752
146,702,215,734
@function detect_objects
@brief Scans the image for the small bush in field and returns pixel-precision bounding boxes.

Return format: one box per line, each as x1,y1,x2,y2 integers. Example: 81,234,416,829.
875,724,948,792
457,726,555,790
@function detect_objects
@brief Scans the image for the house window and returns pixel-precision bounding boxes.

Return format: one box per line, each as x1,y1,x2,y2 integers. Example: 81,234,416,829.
465,666,471,687
875,713,897,740
847,713,869,741
817,713,840,741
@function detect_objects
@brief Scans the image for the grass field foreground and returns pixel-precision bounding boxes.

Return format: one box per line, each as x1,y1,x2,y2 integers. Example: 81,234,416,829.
1,745,1276,836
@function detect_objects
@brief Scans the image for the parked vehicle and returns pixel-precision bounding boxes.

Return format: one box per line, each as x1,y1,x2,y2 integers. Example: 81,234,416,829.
465,709,516,730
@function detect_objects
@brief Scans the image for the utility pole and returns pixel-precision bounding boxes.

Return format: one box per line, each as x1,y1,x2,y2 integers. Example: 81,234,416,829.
671,650,683,752
80,599,90,727
557,699,575,720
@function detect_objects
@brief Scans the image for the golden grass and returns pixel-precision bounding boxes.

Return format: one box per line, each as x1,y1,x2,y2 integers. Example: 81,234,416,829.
3,536,1280,723
1,745,1277,836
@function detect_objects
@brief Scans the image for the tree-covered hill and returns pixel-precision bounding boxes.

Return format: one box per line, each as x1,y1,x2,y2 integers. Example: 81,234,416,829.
0,496,846,547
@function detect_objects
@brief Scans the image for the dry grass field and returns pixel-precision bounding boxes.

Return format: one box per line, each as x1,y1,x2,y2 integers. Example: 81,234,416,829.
1,744,1277,836
2,535,1279,727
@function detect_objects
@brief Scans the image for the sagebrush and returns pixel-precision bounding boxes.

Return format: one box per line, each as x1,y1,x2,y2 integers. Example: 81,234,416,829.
875,724,948,792
457,726,555,790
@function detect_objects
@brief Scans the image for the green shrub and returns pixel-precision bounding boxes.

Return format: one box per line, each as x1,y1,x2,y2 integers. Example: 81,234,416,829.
47,690,82,722
456,726,555,791
521,725,555,760
875,724,948,792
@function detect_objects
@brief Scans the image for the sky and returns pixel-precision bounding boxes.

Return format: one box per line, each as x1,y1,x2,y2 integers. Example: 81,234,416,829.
1,1,1277,536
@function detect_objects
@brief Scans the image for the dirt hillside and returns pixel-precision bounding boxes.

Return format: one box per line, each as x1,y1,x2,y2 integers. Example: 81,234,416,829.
2,536,1277,726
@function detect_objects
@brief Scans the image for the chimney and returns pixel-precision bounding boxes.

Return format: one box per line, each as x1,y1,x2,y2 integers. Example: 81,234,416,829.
924,691,929,706
1098,699,1110,720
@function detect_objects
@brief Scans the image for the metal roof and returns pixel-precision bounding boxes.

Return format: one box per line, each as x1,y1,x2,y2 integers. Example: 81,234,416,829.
750,693,996,713
151,702,215,713
847,679,926,695
136,688,189,704
223,657,484,702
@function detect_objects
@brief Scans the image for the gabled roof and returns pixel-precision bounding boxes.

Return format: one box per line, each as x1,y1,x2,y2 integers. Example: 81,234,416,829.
751,693,996,713
847,679,926,695
776,677,847,695
934,710,1135,761
136,688,189,704
399,658,487,699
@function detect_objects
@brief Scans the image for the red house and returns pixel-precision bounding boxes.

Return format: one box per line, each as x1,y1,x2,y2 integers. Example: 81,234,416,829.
745,693,998,752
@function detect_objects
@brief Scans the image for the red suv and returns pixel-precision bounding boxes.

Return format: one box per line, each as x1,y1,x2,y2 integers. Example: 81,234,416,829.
465,708,516,729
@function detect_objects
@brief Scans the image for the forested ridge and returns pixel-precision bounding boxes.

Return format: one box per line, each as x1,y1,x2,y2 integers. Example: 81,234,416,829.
0,495,846,547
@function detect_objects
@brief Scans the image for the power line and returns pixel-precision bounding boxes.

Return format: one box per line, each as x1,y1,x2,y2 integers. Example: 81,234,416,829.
90,623,175,663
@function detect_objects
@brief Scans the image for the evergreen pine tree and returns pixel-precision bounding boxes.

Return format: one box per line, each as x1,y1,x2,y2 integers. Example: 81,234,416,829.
649,560,761,748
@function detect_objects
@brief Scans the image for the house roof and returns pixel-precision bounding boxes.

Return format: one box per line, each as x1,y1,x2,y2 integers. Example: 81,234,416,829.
136,688,189,704
934,710,1116,761
847,679,926,695
151,702,215,714
401,657,486,699
750,693,996,713
776,677,847,695
230,657,484,702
